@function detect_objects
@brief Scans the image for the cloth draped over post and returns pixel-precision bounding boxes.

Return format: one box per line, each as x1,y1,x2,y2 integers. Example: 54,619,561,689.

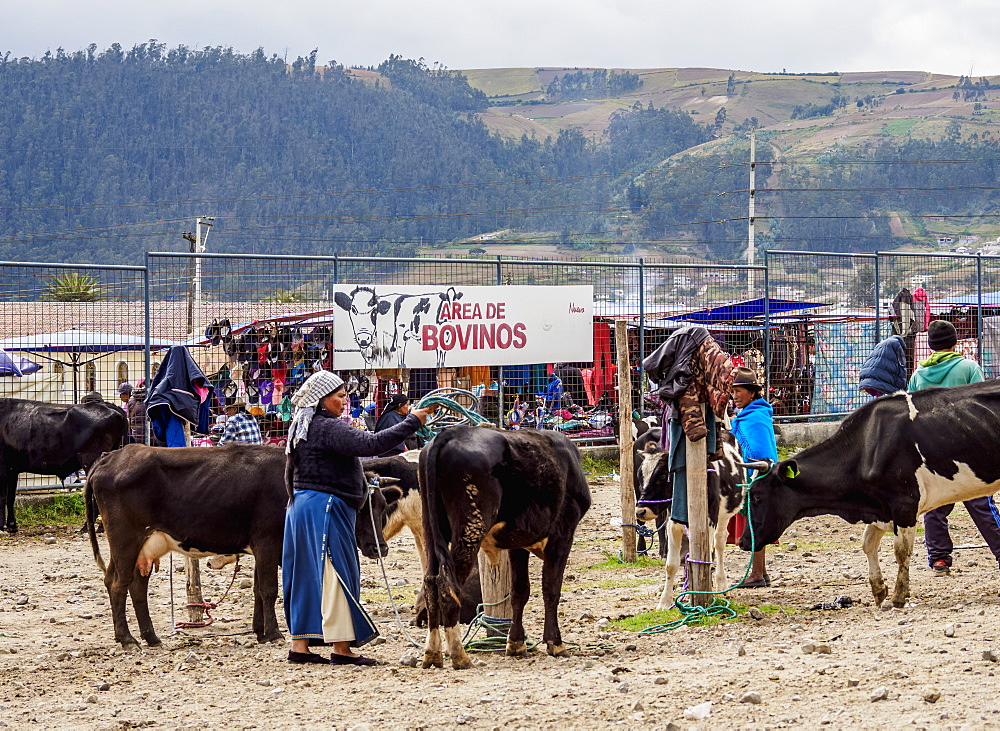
146,345,214,446
858,334,908,395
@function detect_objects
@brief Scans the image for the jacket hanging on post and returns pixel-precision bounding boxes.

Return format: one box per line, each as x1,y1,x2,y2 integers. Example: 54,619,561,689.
147,345,214,444
891,288,920,337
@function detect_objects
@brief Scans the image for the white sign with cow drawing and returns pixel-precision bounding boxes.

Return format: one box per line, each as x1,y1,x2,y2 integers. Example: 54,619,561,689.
332,285,593,369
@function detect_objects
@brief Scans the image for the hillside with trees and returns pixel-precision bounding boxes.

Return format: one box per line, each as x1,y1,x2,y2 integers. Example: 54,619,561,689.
1,46,1000,265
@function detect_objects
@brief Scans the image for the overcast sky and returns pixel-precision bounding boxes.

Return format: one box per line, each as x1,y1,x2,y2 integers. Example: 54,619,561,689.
4,0,999,77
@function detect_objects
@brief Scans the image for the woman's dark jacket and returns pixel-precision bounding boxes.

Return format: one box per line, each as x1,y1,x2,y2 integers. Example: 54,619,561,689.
859,335,908,394
291,410,421,509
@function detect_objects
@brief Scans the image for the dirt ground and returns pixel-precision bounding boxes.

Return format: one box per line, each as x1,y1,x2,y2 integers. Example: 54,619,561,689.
3,475,1000,730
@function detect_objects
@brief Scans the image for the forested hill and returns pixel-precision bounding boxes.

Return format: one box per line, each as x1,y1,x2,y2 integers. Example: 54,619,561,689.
2,44,1000,265
0,45,706,264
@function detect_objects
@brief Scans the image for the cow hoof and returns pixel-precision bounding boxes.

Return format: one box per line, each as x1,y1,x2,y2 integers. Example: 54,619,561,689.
144,636,162,648
879,598,894,611
119,640,141,652
421,651,444,669
546,642,568,657
450,651,473,670
505,642,528,657
257,632,284,644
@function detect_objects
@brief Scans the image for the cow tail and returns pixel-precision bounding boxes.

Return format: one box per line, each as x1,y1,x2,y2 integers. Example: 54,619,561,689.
284,450,295,505
419,437,453,621
85,474,106,575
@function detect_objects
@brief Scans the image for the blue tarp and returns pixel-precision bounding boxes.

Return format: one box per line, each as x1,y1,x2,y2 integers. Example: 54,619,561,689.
930,291,1000,308
663,297,829,324
0,349,41,377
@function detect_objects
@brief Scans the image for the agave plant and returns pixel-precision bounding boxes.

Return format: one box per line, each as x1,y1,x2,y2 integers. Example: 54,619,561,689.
44,272,104,302
273,289,305,303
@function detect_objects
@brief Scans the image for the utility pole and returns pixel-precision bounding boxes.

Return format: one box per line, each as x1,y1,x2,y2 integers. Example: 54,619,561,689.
747,128,756,298
192,217,214,338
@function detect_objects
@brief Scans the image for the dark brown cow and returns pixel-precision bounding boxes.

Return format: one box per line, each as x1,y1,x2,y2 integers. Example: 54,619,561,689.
86,443,400,649
418,426,591,670
0,398,126,533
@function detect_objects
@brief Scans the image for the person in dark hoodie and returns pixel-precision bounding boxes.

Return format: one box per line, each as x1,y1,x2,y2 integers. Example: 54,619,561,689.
373,393,417,457
909,320,1000,576
859,334,908,398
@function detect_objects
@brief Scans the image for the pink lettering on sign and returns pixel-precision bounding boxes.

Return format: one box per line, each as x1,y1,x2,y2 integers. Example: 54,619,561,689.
422,322,528,351
569,302,585,313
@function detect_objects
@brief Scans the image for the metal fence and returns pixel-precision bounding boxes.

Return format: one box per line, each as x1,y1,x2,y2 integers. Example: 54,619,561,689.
0,260,147,488
5,249,1000,491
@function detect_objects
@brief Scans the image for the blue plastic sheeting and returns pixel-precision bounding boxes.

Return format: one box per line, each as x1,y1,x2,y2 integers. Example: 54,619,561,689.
930,291,1000,308
812,320,876,414
665,297,828,323
0,348,41,376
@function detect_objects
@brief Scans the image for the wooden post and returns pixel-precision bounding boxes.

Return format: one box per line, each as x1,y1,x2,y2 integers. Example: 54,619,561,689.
477,549,512,636
185,558,205,623
615,323,637,563
686,403,712,606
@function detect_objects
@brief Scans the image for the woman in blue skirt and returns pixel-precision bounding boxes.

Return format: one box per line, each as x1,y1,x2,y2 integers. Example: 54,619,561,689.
283,370,432,665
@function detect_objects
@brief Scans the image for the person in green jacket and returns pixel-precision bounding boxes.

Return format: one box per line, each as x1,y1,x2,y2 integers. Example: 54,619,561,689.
909,320,1000,576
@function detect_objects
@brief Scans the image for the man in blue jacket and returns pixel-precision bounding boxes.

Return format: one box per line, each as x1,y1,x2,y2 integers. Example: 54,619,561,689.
909,320,1000,576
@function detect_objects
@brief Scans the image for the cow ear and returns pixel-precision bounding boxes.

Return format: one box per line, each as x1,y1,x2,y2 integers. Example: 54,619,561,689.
782,459,800,481
377,300,392,315
334,291,351,311
380,484,403,503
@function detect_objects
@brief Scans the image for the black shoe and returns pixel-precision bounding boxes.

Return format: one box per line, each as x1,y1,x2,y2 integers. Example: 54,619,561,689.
288,651,330,665
330,653,378,666
740,574,771,589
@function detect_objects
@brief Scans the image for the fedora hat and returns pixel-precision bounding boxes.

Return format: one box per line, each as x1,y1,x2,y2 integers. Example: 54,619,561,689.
732,366,762,391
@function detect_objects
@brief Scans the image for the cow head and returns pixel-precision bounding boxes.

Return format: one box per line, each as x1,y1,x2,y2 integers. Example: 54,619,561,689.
738,459,799,551
356,476,404,559
635,446,671,523
335,287,392,362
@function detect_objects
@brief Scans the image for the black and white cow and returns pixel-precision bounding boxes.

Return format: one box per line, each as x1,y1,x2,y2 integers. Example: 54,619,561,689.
0,398,127,533
633,428,667,558
418,426,591,669
739,380,1000,608
86,443,401,648
636,428,746,609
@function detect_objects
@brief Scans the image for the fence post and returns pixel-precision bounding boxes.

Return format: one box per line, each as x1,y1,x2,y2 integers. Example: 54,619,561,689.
615,323,637,563
638,259,645,411
763,254,770,401
975,253,983,363
874,254,881,342
143,252,152,445
495,255,504,426
686,404,712,606
333,254,340,286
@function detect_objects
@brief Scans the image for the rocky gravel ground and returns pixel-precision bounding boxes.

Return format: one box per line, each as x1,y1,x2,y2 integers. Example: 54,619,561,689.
3,475,1000,729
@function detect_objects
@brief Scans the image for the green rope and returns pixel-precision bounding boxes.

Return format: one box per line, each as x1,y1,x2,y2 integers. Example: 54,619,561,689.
638,472,764,635
414,389,491,441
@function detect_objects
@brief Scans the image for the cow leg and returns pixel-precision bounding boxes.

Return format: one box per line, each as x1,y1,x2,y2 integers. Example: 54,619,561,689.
505,548,531,657
890,526,915,608
253,553,283,643
2,472,18,534
420,573,444,669
442,548,478,670
540,543,571,657
713,515,733,591
656,520,686,610
104,555,141,648
127,566,161,647
861,522,889,606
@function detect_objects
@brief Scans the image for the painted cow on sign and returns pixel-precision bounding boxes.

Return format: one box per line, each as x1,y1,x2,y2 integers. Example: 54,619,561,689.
740,380,1000,608
418,426,591,669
